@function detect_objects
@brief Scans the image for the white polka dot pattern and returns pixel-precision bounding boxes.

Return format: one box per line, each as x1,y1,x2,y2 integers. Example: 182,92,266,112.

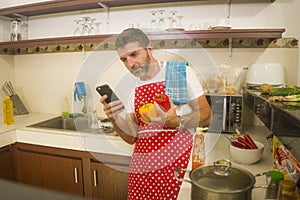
128,81,193,200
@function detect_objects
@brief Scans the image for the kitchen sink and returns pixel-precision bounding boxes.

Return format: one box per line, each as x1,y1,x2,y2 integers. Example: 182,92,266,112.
28,116,116,135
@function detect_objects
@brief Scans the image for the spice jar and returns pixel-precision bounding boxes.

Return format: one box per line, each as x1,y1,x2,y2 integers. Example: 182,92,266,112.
277,179,296,200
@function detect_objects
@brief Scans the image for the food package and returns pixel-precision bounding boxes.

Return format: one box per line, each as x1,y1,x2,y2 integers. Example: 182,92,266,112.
205,64,244,94
272,135,300,181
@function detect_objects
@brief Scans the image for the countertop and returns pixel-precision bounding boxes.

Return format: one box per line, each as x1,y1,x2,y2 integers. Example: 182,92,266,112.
0,113,273,199
244,89,300,137
177,126,273,200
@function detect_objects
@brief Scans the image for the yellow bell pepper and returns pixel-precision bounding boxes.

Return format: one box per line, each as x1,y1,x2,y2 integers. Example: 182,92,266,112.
138,102,158,122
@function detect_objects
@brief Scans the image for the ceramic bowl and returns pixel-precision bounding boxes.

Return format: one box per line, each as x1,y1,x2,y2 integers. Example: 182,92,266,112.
230,141,264,164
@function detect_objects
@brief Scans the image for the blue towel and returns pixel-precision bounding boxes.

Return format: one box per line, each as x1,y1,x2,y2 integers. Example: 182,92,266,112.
74,82,86,101
165,61,188,105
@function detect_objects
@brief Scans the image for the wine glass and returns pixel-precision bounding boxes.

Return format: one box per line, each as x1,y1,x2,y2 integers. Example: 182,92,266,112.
150,11,157,29
157,10,166,30
169,11,178,28
177,15,184,28
73,19,83,36
88,18,97,35
81,17,91,35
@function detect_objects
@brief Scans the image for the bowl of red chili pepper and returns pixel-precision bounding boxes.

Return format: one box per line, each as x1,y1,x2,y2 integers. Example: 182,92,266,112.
229,134,264,165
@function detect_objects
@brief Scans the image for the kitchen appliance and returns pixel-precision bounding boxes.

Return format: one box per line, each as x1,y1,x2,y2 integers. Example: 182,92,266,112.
174,159,264,200
205,93,243,133
246,63,285,87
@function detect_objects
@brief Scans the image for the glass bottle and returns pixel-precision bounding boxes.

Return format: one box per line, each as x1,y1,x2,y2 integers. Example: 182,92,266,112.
10,18,22,41
192,127,207,169
265,170,284,199
277,179,296,200
3,96,14,125
295,178,300,200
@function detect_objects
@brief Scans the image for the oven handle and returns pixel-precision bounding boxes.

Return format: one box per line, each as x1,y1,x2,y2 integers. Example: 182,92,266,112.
222,97,227,131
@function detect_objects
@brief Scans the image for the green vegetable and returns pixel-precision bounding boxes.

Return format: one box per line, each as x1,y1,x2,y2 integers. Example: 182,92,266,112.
282,94,300,102
271,88,300,96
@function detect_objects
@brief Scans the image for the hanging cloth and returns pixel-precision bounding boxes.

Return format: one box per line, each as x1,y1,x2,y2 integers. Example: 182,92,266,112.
164,61,188,105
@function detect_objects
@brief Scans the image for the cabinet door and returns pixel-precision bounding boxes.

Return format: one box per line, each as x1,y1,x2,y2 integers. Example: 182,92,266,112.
15,149,84,196
0,145,14,180
90,161,128,200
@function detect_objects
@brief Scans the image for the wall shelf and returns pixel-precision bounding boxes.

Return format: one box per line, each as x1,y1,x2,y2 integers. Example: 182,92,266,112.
0,0,275,18
0,29,285,49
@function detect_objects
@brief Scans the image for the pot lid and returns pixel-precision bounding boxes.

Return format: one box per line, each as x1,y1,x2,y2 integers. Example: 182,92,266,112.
190,160,255,193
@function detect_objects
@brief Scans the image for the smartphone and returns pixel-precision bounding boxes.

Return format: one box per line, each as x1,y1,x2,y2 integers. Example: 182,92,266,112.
96,84,120,103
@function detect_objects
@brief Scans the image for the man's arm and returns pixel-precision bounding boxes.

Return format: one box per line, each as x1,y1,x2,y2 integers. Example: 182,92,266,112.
185,94,212,128
111,112,138,145
100,96,138,145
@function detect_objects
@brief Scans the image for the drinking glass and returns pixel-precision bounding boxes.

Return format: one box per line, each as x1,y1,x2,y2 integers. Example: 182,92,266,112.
157,10,166,30
81,17,91,35
73,19,83,36
169,11,178,28
88,18,97,35
150,11,157,29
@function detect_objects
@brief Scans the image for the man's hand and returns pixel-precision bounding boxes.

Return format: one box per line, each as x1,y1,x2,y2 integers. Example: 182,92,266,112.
100,95,125,122
142,97,180,128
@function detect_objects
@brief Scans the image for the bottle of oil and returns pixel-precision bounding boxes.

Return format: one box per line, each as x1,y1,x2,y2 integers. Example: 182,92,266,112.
192,127,207,169
265,170,284,199
3,96,14,125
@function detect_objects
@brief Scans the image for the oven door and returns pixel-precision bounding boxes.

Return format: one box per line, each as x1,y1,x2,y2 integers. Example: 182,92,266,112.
205,94,243,133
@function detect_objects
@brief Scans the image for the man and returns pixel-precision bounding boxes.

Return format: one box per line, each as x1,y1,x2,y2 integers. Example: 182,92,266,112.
100,28,211,200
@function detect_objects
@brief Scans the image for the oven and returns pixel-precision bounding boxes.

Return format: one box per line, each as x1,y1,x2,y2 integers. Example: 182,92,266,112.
205,94,243,133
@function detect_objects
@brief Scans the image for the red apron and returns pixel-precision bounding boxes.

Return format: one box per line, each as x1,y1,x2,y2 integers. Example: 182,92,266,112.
128,81,193,200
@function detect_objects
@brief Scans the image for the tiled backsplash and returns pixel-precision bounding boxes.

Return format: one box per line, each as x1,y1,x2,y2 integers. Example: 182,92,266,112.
0,38,297,55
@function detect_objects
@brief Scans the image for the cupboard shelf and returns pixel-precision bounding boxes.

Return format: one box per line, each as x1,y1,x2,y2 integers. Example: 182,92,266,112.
0,29,285,50
0,0,275,18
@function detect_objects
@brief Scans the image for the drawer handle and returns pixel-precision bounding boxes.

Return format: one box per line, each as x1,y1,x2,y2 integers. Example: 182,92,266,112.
93,170,98,187
222,97,227,130
74,167,78,184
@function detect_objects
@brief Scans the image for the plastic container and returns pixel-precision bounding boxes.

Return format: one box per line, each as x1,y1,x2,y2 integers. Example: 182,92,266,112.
265,170,284,199
277,179,296,200
3,96,14,125
192,127,207,169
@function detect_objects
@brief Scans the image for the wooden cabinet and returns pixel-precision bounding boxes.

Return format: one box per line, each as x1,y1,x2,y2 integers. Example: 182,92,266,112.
14,143,84,195
10,142,130,199
0,145,15,181
89,160,128,200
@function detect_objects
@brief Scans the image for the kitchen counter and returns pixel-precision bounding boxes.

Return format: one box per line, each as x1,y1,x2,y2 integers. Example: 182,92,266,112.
0,113,273,199
244,88,300,136
178,126,273,200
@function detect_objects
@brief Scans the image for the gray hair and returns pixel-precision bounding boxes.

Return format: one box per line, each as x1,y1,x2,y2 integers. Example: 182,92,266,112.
115,28,150,49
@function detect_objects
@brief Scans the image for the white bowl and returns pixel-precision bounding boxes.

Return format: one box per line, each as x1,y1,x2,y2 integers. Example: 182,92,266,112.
230,141,264,165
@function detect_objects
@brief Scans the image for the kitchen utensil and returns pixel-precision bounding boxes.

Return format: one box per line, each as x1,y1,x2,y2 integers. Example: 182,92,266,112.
4,81,16,96
246,63,284,86
2,82,29,115
230,141,264,164
174,159,266,200
2,86,10,96
10,94,29,115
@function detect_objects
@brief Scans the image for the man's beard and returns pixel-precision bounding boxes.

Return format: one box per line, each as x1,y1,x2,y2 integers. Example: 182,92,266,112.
130,54,151,78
